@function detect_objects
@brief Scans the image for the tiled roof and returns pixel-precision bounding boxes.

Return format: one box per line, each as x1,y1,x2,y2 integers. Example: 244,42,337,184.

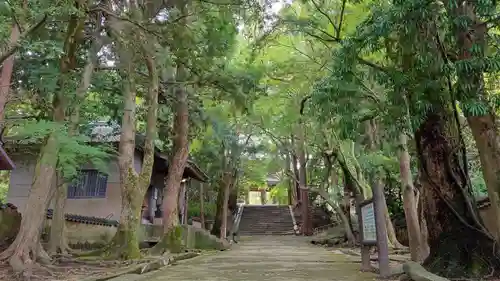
89,122,121,142
1,204,118,227
0,203,18,210
46,209,119,227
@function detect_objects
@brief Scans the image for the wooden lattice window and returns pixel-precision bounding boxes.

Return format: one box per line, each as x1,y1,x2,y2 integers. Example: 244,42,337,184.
67,170,108,199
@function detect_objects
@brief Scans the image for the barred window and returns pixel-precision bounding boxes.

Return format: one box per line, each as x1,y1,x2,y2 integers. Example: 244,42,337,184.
67,170,108,199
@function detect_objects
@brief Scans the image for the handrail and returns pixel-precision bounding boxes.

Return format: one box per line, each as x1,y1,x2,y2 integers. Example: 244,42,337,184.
288,205,300,235
230,203,245,242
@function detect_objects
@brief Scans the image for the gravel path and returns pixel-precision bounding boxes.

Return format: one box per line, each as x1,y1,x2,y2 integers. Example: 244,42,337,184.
142,236,377,281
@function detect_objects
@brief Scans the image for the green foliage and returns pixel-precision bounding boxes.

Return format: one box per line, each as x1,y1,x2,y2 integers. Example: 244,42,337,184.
269,182,288,205
187,202,217,220
470,171,487,197
0,171,9,203
7,120,112,181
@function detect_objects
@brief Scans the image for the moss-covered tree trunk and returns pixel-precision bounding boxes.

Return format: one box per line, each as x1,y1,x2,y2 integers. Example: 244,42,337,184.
416,108,500,277
48,180,69,255
112,66,142,258
107,47,158,258
158,62,189,251
46,93,68,257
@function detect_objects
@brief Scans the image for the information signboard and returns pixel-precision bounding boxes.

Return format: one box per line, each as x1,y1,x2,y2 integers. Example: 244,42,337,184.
360,200,377,244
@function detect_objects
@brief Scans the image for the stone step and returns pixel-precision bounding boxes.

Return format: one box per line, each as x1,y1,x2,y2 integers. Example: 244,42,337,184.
239,222,292,225
239,225,292,229
240,218,291,221
238,206,294,236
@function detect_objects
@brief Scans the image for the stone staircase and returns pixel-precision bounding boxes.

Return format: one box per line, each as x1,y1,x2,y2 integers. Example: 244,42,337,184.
238,205,295,235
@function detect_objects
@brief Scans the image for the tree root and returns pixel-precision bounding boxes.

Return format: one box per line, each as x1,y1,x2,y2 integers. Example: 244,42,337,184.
150,226,185,256
0,240,53,281
47,240,73,257
423,229,500,278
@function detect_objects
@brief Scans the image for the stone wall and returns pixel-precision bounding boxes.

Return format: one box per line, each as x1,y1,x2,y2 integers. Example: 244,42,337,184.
43,219,116,246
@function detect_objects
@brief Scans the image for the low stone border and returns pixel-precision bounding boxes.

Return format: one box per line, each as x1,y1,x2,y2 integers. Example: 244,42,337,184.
80,252,200,281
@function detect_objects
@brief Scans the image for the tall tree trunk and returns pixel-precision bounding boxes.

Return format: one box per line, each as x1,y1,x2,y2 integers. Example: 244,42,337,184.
291,136,301,203
48,31,102,255
398,133,423,261
159,62,189,248
296,125,311,235
330,160,355,244
112,69,142,258
48,176,69,255
342,185,352,229
467,116,500,240
0,10,84,270
48,178,68,254
314,187,355,245
383,195,404,248
0,23,19,122
109,53,158,259
340,171,352,230
286,152,297,205
416,108,500,277
211,181,225,237
416,184,430,260
0,133,58,272
365,120,403,248
446,2,500,241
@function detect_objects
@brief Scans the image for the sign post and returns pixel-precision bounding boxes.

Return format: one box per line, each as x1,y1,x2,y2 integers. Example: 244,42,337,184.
359,180,390,278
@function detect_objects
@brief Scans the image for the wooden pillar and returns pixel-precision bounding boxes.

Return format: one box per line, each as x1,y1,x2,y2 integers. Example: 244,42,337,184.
200,182,205,228
178,181,187,224
184,180,190,224
147,186,155,222
372,177,390,278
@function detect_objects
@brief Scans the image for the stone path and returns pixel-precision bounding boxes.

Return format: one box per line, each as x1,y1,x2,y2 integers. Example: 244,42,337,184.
144,236,378,281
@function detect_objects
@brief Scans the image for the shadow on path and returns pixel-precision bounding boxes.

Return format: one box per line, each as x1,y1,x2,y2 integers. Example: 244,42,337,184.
146,236,377,281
